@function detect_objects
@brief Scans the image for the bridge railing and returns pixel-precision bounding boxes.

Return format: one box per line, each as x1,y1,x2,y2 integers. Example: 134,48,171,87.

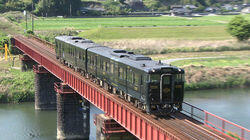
182,102,205,123
182,102,250,140
204,111,250,140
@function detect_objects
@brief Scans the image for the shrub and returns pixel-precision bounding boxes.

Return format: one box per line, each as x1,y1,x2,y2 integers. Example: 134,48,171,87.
227,16,250,41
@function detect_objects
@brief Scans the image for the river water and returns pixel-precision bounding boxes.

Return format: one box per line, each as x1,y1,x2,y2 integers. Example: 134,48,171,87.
0,88,249,139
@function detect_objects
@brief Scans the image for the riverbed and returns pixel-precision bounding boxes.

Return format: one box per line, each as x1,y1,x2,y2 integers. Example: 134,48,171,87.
0,88,249,139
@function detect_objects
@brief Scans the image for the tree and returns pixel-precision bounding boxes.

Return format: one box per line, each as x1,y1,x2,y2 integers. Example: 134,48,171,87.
227,16,250,41
103,0,130,15
34,0,81,16
144,0,161,11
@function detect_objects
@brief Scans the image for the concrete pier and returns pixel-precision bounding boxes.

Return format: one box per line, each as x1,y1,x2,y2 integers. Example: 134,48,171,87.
34,65,59,110
56,85,90,140
20,54,36,72
95,114,137,140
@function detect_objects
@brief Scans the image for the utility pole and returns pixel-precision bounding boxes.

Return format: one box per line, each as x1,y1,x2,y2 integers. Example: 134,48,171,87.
24,10,28,32
32,1,34,32
70,3,72,17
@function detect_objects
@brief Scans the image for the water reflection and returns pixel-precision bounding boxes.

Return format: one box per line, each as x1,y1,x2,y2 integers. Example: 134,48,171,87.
185,88,250,129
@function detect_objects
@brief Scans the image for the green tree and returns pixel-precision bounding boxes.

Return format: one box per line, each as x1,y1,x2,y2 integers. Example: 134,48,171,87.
144,0,161,11
227,16,250,41
34,0,81,16
103,0,130,15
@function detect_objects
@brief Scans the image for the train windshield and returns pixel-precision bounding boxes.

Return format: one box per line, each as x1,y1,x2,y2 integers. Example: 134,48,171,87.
150,74,160,83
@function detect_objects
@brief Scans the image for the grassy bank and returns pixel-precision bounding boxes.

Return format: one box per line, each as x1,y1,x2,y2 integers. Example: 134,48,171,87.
0,58,34,103
183,65,250,91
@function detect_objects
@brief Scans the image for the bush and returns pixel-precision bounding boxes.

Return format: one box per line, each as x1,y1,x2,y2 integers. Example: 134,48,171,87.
227,16,250,41
26,30,34,35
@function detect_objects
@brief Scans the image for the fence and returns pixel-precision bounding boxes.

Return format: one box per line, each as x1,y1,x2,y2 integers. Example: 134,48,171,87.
182,102,250,140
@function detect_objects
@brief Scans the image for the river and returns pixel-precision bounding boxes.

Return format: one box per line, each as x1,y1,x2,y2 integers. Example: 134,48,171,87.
0,88,249,139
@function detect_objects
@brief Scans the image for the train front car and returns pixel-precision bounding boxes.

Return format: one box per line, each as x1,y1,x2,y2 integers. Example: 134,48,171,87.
147,65,185,113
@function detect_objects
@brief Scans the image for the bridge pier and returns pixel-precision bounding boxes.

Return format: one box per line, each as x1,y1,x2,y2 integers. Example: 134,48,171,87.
95,114,137,140
55,83,90,140
34,65,59,110
20,54,36,72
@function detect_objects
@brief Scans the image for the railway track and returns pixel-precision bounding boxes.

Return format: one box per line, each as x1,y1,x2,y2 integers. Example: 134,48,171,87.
14,35,231,140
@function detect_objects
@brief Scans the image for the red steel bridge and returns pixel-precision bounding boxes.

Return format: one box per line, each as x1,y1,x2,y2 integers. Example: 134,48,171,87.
13,35,250,140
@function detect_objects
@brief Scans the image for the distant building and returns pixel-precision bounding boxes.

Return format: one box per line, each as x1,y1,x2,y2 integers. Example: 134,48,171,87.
205,7,219,13
221,4,233,11
184,4,197,10
170,5,192,16
241,7,250,13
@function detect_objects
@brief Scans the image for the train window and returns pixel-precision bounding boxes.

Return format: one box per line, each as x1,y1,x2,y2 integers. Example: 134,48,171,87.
127,69,132,83
163,76,170,85
100,59,103,70
118,67,123,79
140,75,143,85
103,61,106,71
111,63,114,74
79,51,82,59
106,62,110,72
175,74,184,82
132,72,135,84
123,68,126,80
150,74,160,83
82,51,85,61
92,56,95,65
88,56,90,64
182,74,185,82
135,73,139,85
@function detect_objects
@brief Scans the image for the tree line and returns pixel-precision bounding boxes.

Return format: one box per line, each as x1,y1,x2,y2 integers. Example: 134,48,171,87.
0,0,245,16
0,0,82,16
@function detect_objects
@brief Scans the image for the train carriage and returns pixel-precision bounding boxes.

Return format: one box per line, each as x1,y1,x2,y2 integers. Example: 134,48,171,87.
55,36,185,113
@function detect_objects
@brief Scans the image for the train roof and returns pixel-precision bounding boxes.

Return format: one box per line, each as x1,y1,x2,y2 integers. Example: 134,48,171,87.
55,36,102,49
89,47,181,73
55,36,183,73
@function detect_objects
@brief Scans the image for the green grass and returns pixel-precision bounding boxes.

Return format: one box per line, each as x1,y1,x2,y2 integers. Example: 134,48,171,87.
20,14,250,31
196,14,250,23
22,16,224,31
79,26,231,40
0,69,34,103
172,56,250,67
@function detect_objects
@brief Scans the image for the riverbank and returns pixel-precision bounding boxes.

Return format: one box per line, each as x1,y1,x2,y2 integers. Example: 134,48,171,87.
0,58,34,103
184,65,250,90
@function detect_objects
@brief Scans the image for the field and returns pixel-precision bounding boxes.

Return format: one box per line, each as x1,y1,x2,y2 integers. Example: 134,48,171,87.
21,16,222,30
80,26,231,41
21,14,250,31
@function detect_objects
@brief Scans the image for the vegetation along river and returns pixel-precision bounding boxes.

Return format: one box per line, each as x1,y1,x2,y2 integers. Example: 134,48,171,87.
0,88,249,139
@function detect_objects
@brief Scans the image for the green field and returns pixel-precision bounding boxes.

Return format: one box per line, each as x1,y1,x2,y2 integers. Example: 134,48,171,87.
171,56,250,67
80,26,231,40
21,14,250,31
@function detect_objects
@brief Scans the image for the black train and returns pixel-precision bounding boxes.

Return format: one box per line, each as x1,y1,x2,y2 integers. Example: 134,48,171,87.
55,36,185,113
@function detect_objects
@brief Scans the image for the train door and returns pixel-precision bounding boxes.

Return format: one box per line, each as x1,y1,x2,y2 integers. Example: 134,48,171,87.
160,74,174,103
